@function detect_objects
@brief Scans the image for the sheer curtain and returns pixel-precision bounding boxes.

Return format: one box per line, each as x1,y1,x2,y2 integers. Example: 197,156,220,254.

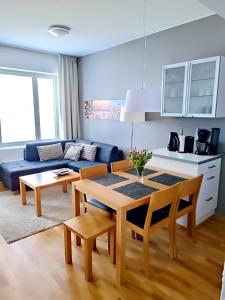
58,54,81,139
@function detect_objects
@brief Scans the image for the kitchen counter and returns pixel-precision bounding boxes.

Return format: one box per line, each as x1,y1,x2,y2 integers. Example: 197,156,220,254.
152,148,223,165
147,147,223,226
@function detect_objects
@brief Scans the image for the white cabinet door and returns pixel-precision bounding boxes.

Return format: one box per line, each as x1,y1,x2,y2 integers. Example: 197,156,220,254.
161,62,189,117
186,57,220,118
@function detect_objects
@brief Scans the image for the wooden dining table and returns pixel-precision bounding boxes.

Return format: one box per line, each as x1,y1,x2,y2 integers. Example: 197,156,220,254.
71,166,191,285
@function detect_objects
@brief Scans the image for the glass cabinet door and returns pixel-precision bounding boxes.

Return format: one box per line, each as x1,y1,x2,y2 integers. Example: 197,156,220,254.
187,57,220,117
161,63,188,116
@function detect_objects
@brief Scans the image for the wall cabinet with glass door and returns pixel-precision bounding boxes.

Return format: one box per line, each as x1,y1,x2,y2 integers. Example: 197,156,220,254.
161,56,225,118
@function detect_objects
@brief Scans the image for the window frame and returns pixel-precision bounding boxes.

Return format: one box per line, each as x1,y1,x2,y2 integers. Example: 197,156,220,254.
0,68,60,148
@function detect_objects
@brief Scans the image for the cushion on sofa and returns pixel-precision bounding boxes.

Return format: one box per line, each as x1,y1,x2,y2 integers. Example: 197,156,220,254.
0,159,71,191
81,144,97,162
64,145,83,161
67,160,104,173
92,142,119,164
37,143,64,161
24,139,93,161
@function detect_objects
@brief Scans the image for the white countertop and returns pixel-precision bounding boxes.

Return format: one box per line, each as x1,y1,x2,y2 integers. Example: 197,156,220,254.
152,148,223,165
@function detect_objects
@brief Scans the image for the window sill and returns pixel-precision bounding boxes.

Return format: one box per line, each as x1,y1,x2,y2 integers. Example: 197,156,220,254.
0,145,25,151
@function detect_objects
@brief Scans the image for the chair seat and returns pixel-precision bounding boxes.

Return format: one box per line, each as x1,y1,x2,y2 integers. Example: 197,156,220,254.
87,198,114,213
64,211,115,240
178,199,192,211
127,204,171,229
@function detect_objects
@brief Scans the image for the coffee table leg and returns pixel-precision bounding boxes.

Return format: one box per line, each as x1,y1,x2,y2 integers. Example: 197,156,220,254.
34,188,42,217
20,180,27,205
62,183,67,193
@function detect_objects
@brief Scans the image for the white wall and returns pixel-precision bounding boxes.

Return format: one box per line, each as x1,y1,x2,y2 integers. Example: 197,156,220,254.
0,45,58,163
0,45,58,73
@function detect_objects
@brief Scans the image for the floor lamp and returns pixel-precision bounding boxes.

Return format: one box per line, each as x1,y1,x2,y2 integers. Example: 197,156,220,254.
120,106,145,150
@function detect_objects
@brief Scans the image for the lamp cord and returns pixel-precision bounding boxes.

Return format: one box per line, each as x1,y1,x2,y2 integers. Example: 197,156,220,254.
131,122,134,150
141,0,147,89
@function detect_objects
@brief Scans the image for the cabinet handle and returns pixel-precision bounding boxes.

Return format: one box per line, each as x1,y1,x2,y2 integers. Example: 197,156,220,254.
208,165,216,169
207,176,215,180
205,197,213,202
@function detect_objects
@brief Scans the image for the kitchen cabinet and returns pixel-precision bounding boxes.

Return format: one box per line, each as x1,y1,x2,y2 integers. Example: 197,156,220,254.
147,148,222,226
161,56,225,118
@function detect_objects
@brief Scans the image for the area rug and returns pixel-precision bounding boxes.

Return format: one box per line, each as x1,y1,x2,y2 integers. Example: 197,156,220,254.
0,186,73,243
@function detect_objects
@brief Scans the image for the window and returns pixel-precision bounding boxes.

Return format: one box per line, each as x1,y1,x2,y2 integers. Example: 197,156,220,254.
0,69,59,146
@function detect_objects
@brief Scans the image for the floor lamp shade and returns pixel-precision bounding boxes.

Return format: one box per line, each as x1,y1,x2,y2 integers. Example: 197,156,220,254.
124,88,160,112
120,106,145,122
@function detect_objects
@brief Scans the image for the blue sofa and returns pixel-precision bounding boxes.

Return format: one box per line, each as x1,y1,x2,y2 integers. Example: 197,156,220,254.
0,139,123,191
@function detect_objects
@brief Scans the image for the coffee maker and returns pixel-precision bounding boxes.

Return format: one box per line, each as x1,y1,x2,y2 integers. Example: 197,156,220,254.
195,128,220,155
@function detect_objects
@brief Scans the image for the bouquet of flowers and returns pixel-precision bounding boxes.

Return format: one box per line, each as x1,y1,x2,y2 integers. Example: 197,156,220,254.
128,148,152,179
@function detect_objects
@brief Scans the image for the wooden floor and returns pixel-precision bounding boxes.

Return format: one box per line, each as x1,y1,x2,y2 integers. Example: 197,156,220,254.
0,214,224,300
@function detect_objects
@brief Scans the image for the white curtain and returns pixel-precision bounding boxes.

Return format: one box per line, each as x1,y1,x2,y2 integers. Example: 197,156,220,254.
58,54,81,139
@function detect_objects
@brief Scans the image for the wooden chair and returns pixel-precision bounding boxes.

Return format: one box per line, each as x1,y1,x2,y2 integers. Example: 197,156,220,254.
111,160,136,239
63,210,116,281
79,164,114,216
126,184,180,278
111,159,133,172
174,175,203,257
80,164,115,251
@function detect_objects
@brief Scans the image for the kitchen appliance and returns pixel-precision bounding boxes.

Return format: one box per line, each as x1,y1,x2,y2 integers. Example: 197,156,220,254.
184,136,194,153
168,132,179,151
195,129,211,155
195,128,220,155
209,128,220,155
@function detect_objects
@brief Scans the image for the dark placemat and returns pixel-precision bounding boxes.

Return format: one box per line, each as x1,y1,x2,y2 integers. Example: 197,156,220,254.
90,173,128,186
113,182,158,199
148,173,186,186
123,168,158,176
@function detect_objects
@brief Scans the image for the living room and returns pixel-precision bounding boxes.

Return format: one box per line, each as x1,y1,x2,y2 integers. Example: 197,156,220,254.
0,0,225,299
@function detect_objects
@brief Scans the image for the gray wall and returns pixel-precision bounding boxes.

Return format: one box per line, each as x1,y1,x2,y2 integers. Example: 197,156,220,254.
78,15,225,214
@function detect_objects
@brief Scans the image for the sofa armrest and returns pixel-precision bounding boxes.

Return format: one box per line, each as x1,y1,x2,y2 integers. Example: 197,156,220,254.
118,150,124,161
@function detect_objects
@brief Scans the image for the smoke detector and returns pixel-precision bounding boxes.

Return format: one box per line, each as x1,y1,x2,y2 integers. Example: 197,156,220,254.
48,25,71,37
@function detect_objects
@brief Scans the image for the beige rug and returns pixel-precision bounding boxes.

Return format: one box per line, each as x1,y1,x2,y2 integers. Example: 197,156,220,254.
0,186,73,243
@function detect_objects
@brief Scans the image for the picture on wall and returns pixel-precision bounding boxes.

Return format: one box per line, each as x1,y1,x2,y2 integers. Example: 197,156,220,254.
84,100,125,120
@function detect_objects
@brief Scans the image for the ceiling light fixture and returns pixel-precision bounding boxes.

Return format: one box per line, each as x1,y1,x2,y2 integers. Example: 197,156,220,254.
48,25,71,37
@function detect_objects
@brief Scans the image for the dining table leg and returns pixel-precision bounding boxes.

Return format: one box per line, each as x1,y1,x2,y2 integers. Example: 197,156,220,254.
116,208,126,285
72,186,81,246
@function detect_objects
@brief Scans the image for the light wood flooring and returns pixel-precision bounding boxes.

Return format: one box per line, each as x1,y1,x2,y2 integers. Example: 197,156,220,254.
0,214,224,300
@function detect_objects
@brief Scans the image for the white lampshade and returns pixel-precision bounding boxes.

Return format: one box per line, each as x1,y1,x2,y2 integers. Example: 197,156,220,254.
124,88,160,112
120,106,145,122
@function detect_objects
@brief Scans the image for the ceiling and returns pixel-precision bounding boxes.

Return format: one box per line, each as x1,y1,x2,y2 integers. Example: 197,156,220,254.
0,0,215,57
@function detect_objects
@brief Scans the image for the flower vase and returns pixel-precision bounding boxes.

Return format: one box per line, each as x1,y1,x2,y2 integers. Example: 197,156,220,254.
136,168,144,184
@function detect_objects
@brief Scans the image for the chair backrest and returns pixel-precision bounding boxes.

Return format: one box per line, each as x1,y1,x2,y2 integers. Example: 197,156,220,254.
178,175,203,208
144,184,180,232
111,160,133,172
79,164,108,179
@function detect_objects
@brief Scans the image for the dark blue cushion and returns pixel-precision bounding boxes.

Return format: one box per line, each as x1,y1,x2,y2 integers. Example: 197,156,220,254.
92,142,119,164
127,204,171,228
178,199,191,211
87,198,114,213
0,159,71,191
67,160,104,172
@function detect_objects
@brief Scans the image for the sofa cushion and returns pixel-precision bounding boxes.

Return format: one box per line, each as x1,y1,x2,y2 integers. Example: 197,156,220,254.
37,143,64,161
0,159,71,191
81,144,97,162
67,160,103,173
64,145,83,161
24,139,93,161
92,142,119,164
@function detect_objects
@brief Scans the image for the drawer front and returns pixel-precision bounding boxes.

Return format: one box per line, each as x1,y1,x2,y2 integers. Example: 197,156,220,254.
198,158,221,175
197,168,220,219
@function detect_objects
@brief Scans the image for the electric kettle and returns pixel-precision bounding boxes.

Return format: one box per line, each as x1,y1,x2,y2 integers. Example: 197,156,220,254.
167,132,179,151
